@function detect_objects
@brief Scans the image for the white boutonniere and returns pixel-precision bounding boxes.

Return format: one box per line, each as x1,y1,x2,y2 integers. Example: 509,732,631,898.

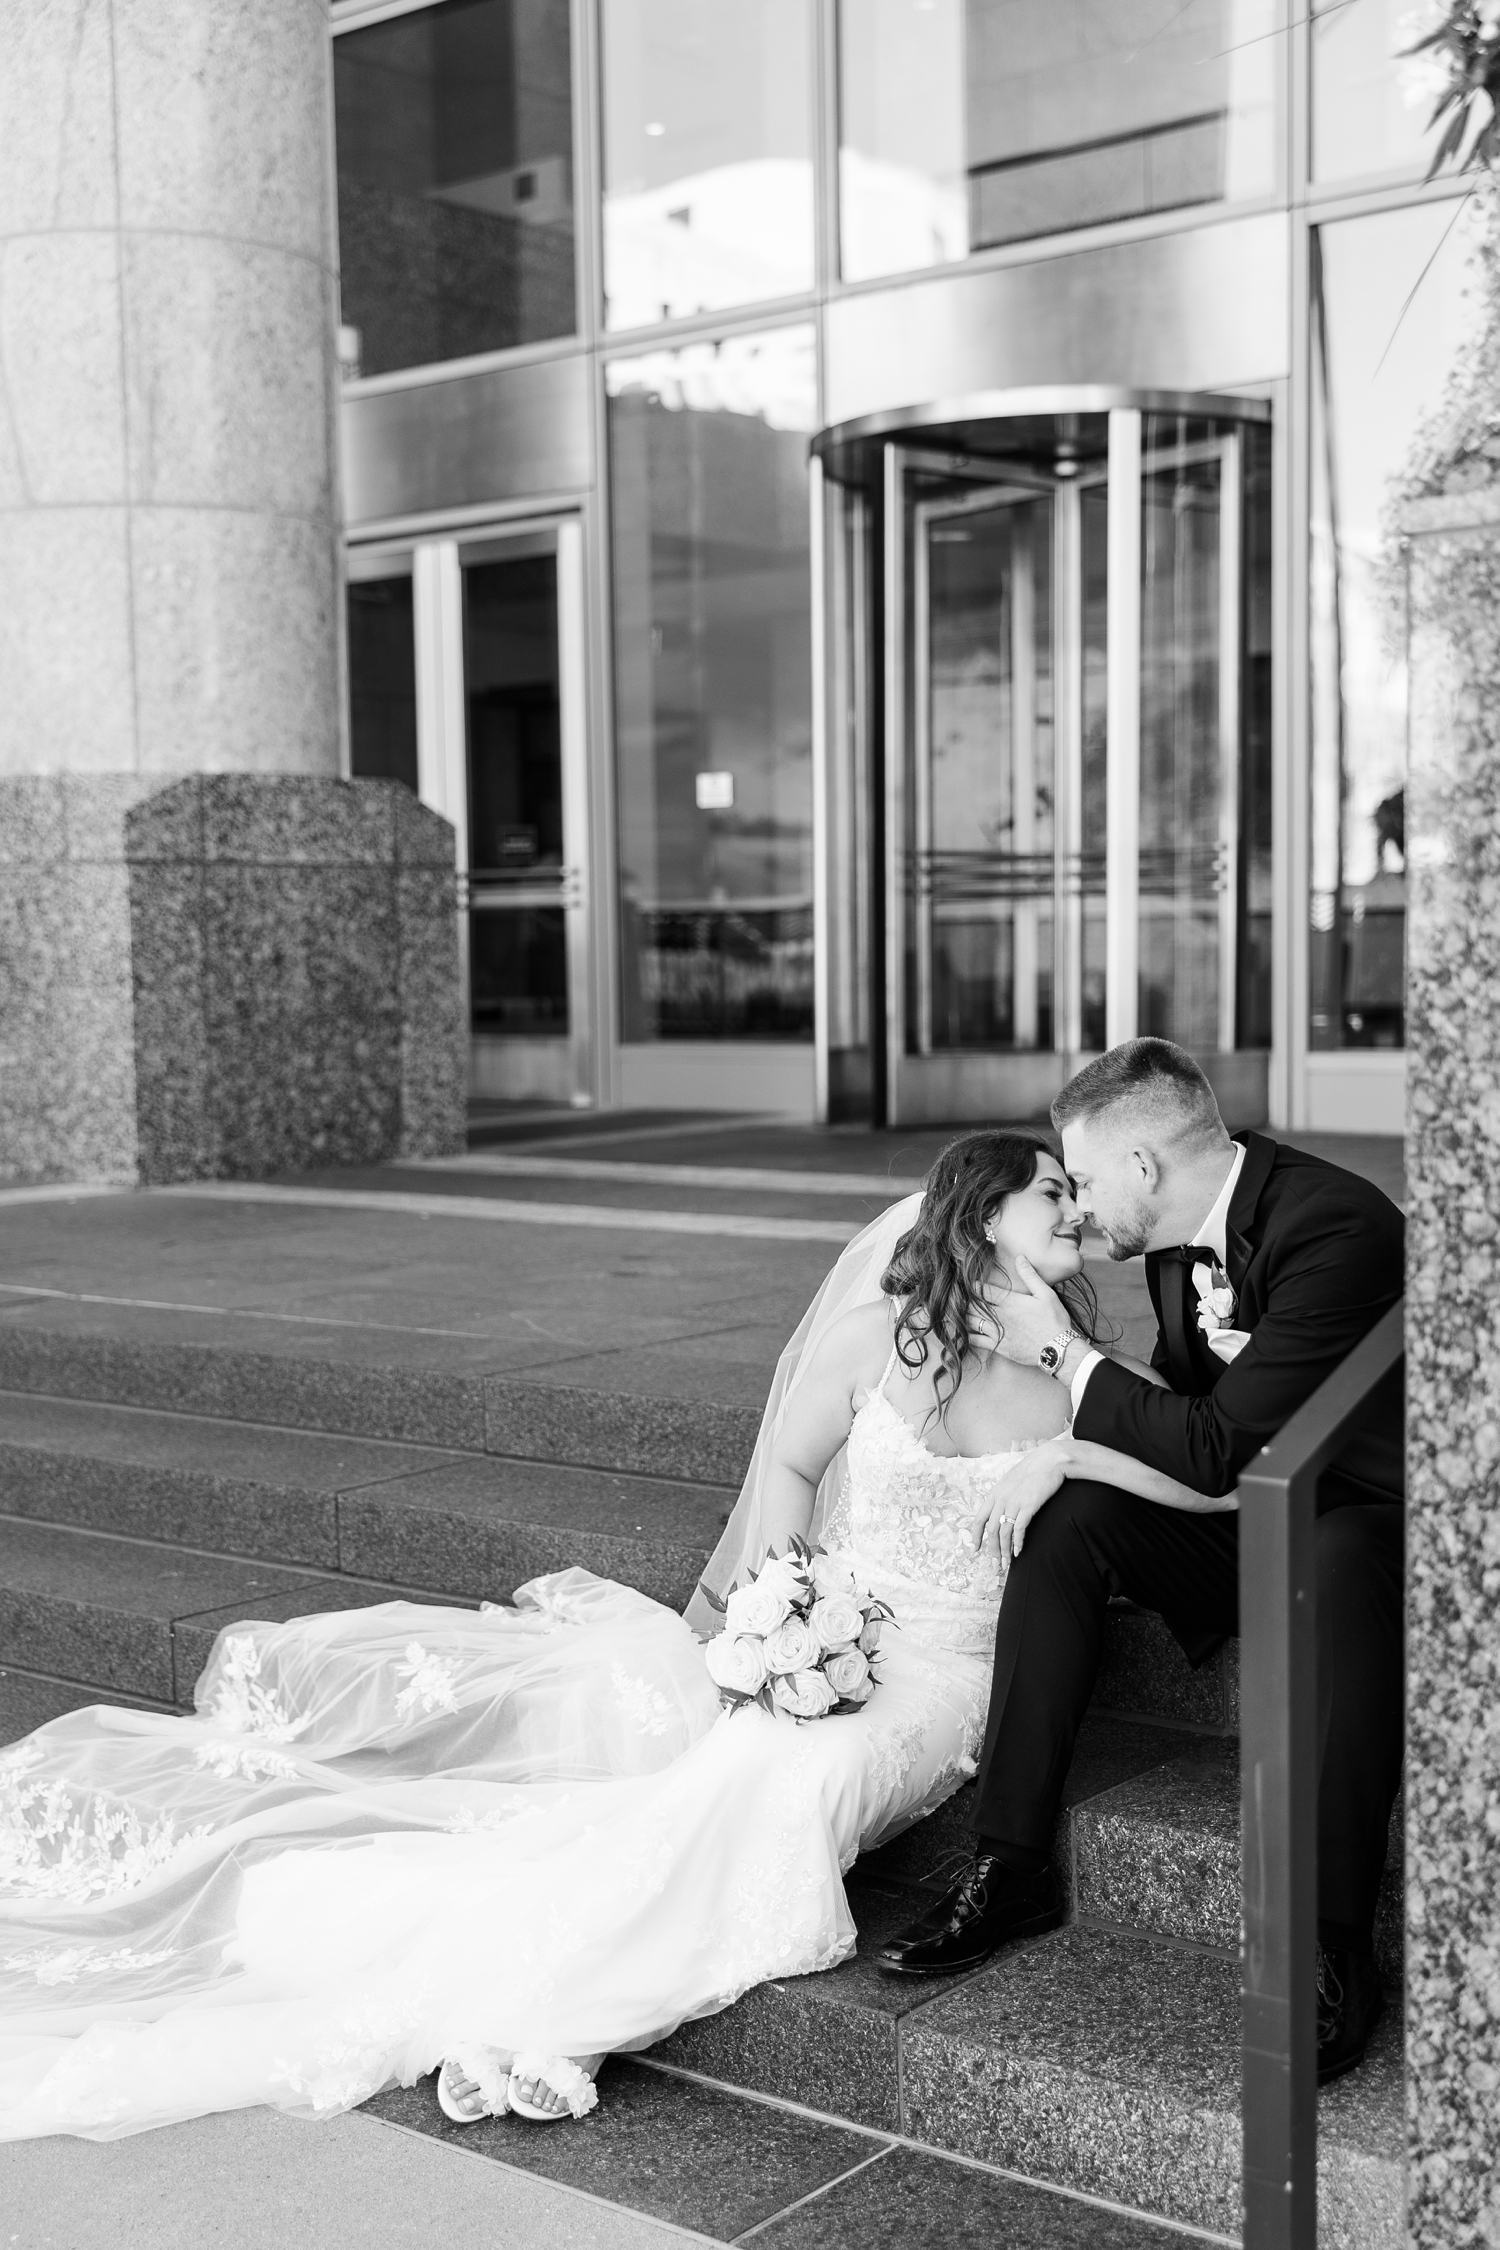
1192,1262,1251,1365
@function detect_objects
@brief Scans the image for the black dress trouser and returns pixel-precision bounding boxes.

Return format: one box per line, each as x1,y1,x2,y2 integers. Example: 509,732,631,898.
971,1479,1405,1949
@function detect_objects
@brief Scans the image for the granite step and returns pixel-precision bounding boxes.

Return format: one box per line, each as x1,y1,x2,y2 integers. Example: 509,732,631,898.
898,1920,1402,2249
0,1320,760,1486
0,1391,728,1611
656,1753,1402,2245
0,1518,458,1708
1073,1739,1405,1979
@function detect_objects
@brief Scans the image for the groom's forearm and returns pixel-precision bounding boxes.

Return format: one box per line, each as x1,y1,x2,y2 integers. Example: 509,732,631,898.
1072,1354,1242,1496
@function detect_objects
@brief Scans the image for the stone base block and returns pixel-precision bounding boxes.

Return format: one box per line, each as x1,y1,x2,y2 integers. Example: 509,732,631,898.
0,775,465,1182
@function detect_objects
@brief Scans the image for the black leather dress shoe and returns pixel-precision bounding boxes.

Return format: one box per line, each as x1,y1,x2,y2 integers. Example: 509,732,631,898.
875,1855,1064,1976
1316,1945,1385,2084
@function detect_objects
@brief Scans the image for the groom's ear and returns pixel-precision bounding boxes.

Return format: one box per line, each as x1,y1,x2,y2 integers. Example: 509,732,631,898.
1130,1145,1161,1195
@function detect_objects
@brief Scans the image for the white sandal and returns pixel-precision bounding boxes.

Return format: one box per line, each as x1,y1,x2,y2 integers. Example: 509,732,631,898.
506,2051,603,2122
437,2047,511,2124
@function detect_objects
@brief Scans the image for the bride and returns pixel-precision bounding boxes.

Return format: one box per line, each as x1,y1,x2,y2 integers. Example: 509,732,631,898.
0,1128,1210,2140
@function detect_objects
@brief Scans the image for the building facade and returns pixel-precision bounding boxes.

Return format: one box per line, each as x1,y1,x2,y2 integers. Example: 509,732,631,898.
333,0,1468,1133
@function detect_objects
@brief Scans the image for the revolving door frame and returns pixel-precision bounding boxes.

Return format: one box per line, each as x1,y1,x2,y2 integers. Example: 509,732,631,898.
813,387,1272,1130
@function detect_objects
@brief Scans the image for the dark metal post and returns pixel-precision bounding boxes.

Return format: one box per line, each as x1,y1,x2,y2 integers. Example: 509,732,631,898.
1236,1302,1405,2250
1239,1448,1319,2250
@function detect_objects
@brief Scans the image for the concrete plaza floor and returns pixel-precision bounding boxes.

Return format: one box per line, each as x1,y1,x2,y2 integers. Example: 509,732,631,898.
2,2104,712,2250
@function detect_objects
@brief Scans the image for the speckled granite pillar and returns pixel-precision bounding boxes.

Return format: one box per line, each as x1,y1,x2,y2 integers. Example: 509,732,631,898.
0,775,465,1182
1403,484,1500,2250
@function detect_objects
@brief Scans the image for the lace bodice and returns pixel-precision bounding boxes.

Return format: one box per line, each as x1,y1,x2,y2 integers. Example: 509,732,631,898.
821,1355,1052,1657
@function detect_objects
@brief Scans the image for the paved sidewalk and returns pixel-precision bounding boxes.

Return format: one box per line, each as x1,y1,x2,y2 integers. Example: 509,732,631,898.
2,2106,714,2250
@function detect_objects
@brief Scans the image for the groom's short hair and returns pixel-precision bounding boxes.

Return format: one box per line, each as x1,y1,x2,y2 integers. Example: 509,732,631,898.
1051,1038,1225,1147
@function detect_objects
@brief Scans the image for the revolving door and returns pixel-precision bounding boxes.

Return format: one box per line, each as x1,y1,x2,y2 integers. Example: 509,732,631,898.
814,393,1273,1128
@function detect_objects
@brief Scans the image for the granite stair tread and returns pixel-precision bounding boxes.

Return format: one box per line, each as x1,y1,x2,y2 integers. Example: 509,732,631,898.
661,1892,1400,2246
0,1517,451,1706
900,1921,1402,2247
1073,1739,1404,1976
0,1317,759,1482
0,1388,729,1607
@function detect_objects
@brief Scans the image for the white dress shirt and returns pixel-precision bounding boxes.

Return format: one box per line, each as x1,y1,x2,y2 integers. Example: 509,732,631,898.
1069,1140,1248,1416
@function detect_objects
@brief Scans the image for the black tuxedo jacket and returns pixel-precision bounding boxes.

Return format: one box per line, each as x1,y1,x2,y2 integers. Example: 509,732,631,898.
1073,1132,1404,1505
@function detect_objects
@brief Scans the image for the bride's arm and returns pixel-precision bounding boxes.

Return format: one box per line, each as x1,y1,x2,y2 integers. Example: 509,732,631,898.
972,1430,1234,1568
755,1304,892,1553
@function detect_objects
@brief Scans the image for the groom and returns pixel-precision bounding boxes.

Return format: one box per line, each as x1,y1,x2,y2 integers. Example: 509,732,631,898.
875,1038,1404,2085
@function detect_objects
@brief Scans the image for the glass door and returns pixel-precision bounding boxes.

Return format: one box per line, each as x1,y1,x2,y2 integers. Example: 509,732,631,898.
346,519,593,1107
913,483,1058,1056
863,401,1269,1127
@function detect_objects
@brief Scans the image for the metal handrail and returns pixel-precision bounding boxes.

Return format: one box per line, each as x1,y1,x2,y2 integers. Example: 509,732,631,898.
1237,1299,1405,2250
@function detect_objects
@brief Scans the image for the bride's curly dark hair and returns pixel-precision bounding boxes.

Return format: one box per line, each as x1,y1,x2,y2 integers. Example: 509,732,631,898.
880,1126,1101,1425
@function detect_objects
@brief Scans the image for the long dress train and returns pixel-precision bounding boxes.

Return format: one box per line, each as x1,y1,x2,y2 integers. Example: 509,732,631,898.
0,1359,1035,2140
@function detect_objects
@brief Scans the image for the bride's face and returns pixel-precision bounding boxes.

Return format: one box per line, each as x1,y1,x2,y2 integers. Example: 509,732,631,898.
985,1157,1086,1286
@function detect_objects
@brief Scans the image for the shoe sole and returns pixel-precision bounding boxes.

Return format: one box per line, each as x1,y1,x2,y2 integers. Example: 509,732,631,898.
874,1902,1066,1976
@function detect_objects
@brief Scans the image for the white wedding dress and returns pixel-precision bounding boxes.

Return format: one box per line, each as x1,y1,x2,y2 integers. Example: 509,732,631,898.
0,1353,1037,2141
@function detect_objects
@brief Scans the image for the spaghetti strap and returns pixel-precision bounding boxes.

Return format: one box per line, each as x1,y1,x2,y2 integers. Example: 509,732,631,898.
875,1345,901,1399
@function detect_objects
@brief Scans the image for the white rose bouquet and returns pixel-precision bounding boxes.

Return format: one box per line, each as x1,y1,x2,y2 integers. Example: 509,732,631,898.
699,1537,894,1722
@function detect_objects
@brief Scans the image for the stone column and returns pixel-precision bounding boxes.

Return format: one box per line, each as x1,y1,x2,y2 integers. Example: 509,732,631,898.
1403,484,1500,2249
0,0,463,1176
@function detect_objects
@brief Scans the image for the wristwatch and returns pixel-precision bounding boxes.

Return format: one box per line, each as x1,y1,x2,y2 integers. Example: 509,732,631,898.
1038,1329,1086,1376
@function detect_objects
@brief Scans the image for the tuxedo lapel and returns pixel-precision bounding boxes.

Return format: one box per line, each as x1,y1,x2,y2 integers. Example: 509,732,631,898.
1224,1132,1277,1293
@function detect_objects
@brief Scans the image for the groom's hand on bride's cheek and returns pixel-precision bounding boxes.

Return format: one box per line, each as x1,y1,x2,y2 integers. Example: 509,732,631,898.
996,1256,1069,1362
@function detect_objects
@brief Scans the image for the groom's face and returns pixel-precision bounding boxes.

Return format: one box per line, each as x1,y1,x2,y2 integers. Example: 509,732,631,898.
1059,1116,1158,1261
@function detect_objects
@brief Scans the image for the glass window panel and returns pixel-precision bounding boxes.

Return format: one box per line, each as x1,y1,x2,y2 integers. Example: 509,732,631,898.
601,0,815,329
333,0,574,378
608,328,816,1041
463,553,563,878
839,0,1280,283
1239,422,1275,1050
1138,423,1226,1050
470,907,569,1034
1312,0,1448,183
347,575,419,794
1309,201,1482,1051
924,496,1056,1051
1080,480,1109,1052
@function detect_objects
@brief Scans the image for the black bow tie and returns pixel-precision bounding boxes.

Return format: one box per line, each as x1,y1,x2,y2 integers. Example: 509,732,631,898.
1168,1244,1221,1269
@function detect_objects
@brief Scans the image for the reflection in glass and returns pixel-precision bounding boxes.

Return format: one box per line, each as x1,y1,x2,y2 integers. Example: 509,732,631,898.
1079,481,1109,1053
464,554,562,880
1138,424,1226,1049
838,0,1278,283
333,0,574,378
347,576,418,795
608,329,816,1040
470,908,568,1034
1137,415,1273,1050
601,0,815,329
464,551,567,1037
898,423,1113,1063
1312,0,1446,182
1309,202,1480,1050
921,496,1056,1050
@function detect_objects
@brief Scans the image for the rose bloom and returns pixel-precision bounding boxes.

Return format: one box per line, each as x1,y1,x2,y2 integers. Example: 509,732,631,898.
724,1581,790,1638
705,1633,769,1697
762,1616,820,1674
771,1668,839,1719
808,1594,864,1653
825,1647,874,1704
810,1552,859,1600
860,1615,885,1656
755,1555,813,1610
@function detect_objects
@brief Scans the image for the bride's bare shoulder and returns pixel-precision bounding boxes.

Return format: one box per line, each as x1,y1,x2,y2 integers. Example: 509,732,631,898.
815,1296,898,1385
